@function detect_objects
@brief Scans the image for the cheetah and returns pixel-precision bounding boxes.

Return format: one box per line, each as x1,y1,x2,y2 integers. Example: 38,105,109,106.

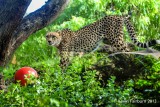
46,15,160,70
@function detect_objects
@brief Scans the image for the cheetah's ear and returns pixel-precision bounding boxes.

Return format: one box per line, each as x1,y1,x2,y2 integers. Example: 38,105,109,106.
55,32,63,40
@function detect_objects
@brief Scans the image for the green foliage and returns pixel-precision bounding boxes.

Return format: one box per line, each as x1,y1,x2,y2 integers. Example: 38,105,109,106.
0,68,135,106
0,0,160,106
134,58,160,98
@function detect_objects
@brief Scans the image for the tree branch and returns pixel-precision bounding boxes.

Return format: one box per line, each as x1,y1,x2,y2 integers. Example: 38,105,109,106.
108,48,160,59
11,0,70,51
0,0,31,65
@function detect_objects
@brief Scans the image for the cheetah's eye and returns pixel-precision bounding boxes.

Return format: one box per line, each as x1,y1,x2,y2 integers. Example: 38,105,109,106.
52,36,56,38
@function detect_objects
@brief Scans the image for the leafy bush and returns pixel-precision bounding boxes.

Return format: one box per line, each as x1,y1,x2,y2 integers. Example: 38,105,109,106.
0,0,160,106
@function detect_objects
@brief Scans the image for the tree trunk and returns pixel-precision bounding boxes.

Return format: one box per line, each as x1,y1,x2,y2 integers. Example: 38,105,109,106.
0,0,70,66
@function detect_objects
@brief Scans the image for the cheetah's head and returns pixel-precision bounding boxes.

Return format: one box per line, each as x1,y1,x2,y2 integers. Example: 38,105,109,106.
46,32,62,47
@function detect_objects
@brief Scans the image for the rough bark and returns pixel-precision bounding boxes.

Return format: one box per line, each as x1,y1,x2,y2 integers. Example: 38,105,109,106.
0,0,70,66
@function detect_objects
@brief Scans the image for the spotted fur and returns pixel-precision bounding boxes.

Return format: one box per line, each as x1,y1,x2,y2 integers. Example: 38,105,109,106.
46,15,160,70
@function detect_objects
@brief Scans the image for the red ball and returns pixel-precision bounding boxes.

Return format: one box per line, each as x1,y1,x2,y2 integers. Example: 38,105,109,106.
14,67,38,86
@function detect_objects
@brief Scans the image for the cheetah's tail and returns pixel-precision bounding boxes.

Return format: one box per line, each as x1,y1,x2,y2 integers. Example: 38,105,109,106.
124,15,160,48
